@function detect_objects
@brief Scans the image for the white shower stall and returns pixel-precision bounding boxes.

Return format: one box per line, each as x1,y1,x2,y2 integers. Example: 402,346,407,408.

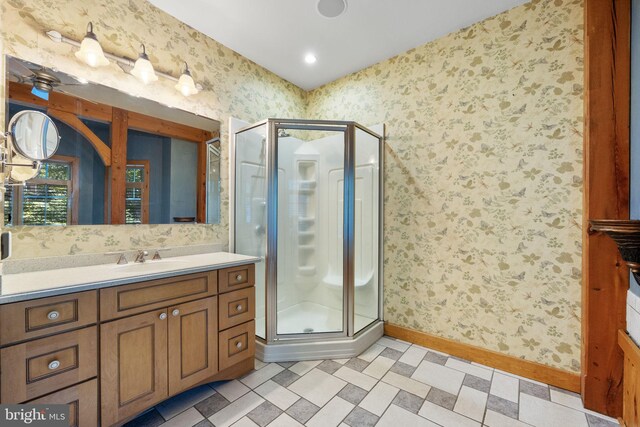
231,119,384,361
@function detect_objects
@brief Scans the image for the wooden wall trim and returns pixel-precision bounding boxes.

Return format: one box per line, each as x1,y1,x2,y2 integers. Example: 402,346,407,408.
583,0,631,416
618,330,640,426
385,323,581,392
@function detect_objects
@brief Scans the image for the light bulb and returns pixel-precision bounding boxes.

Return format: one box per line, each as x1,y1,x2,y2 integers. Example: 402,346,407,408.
175,62,198,96
130,44,158,84
75,22,109,68
304,53,317,64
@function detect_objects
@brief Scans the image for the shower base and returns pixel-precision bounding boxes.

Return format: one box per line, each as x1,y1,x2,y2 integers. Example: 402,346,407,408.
255,301,384,362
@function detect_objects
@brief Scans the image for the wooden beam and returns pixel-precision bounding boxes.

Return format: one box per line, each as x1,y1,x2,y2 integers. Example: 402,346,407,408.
385,323,581,392
47,108,112,166
583,0,630,417
127,111,209,143
110,108,128,225
9,82,112,122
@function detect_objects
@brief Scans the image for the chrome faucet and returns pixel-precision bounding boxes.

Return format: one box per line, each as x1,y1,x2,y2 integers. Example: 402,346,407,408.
134,250,149,263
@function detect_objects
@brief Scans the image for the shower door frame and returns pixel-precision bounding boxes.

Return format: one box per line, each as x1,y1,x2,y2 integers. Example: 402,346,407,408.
231,118,384,345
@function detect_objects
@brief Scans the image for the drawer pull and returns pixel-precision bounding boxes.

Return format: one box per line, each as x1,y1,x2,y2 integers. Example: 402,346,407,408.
235,274,243,281
236,304,243,311
235,341,243,349
47,310,60,320
48,360,61,370
172,309,180,317
159,313,167,320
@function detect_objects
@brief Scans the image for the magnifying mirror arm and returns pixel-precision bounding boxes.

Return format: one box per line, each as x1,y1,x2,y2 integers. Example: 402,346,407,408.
4,161,40,168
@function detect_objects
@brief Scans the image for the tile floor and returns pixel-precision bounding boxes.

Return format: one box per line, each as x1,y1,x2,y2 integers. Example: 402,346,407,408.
125,336,619,427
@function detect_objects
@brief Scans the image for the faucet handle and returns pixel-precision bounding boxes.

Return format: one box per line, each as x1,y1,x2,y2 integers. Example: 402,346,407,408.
152,250,162,260
117,254,128,265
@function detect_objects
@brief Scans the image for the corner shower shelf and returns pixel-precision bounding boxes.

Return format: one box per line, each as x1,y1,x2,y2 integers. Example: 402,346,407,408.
298,266,317,276
298,180,317,192
323,272,374,288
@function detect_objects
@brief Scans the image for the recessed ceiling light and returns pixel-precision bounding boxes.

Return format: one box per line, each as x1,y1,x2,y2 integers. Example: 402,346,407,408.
304,53,317,64
317,0,347,18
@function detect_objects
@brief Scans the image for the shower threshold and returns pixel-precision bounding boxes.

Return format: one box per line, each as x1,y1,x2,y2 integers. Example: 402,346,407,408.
255,303,384,362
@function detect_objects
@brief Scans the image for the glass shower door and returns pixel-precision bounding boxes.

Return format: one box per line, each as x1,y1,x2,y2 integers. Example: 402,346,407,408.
275,125,347,336
354,126,381,333
234,123,268,339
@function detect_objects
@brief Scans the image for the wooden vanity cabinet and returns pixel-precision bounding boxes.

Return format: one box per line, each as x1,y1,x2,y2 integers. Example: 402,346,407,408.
0,262,256,427
168,297,218,395
100,309,169,427
27,380,98,427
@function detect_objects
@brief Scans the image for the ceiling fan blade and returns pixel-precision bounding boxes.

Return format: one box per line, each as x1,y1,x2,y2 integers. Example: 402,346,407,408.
7,56,37,79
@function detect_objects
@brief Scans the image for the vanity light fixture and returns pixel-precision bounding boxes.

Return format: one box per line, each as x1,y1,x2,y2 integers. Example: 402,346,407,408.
175,62,198,96
130,44,158,84
46,26,203,95
75,22,109,68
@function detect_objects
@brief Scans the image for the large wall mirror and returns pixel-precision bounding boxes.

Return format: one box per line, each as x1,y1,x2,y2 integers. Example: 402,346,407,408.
4,56,221,226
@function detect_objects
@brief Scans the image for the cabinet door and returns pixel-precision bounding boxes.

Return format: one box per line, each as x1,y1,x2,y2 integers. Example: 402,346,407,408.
168,297,218,395
101,309,168,426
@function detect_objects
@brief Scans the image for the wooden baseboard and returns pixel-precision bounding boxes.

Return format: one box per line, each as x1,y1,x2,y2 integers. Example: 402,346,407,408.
384,323,581,393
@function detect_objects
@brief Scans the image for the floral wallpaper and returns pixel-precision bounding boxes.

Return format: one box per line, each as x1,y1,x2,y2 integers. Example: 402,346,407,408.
307,0,583,372
0,0,584,373
0,0,307,258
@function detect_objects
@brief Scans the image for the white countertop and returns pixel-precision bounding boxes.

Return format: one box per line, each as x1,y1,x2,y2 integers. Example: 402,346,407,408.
0,252,261,304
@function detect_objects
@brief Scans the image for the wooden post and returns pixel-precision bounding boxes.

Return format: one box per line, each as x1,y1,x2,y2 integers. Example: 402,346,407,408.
110,108,128,225
582,0,630,416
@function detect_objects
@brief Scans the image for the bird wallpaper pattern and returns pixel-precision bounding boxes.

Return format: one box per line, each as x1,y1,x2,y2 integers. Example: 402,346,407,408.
0,0,582,372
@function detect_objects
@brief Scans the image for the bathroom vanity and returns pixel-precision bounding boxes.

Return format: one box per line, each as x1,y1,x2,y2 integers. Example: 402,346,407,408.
0,252,258,426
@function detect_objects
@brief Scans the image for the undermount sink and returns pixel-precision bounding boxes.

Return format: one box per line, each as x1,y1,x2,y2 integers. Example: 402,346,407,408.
111,259,189,271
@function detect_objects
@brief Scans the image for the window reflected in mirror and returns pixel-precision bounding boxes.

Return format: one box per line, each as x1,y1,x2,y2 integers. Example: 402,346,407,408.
4,55,222,226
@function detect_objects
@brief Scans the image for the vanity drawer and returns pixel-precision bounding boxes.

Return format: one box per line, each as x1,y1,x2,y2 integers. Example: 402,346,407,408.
218,264,255,294
1,326,97,403
27,379,98,427
219,320,255,371
0,291,97,346
100,270,217,320
219,287,255,331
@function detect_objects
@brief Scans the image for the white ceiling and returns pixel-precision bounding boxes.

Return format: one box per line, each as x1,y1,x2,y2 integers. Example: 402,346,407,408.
149,0,528,90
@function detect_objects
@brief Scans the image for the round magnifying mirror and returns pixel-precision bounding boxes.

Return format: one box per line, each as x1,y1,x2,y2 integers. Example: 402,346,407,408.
8,152,41,183
8,110,60,161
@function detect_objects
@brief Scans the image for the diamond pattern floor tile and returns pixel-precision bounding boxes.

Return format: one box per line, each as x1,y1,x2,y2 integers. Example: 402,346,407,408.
124,336,617,427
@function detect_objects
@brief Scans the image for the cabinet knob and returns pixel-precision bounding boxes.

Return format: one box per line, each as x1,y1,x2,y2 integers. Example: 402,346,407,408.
47,310,60,320
159,313,167,320
172,309,180,317
236,304,243,312
48,360,60,370
235,341,243,349
235,274,243,281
